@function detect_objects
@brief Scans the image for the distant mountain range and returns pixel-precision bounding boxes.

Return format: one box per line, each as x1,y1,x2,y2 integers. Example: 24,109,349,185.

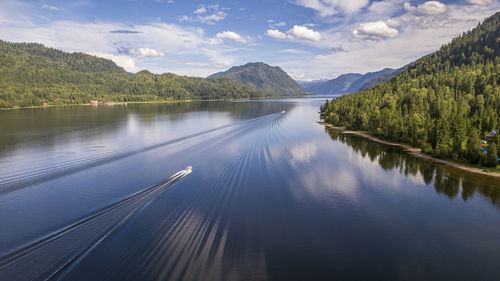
296,79,329,89
299,68,402,95
208,62,310,96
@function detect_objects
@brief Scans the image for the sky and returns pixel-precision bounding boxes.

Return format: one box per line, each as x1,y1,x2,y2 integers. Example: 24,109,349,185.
0,0,498,80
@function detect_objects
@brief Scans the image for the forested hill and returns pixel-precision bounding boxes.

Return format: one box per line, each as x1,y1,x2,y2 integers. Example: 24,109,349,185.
208,62,310,96
0,41,263,108
321,11,500,168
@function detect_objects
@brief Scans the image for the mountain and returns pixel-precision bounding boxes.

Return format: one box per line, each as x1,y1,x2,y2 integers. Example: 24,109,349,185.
0,40,264,108
303,73,362,95
321,11,500,167
297,79,328,89
359,66,407,91
349,68,396,92
303,68,399,95
208,62,309,96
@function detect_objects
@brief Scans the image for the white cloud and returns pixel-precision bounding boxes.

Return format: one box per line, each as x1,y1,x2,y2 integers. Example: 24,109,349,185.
267,20,286,29
336,0,371,14
215,31,247,43
266,29,288,39
179,5,228,24
98,53,137,71
466,0,494,5
294,0,369,17
194,6,207,14
270,21,286,28
404,1,446,16
267,25,321,42
353,21,399,40
280,49,310,55
197,11,227,24
366,0,405,19
288,25,321,41
118,47,165,57
42,4,59,11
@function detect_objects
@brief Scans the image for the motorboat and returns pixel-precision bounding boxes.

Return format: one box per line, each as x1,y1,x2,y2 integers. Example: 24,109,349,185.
185,165,192,172
281,110,286,114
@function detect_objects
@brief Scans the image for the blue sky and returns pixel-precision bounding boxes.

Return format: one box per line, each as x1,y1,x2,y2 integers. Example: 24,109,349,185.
0,0,498,80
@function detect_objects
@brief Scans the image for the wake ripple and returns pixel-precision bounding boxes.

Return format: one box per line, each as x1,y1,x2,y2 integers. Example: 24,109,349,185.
0,113,279,196
56,112,286,281
0,169,191,281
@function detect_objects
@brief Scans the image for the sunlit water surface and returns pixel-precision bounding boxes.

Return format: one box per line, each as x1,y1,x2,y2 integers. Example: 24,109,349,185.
1,98,500,281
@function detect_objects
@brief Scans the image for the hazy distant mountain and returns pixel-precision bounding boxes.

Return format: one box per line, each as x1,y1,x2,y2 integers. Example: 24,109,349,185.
303,68,399,95
296,79,328,89
358,67,406,91
347,68,396,92
303,73,362,95
208,62,310,96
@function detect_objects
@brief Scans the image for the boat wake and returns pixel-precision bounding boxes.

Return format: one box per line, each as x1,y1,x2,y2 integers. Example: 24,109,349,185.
0,111,287,281
0,168,192,281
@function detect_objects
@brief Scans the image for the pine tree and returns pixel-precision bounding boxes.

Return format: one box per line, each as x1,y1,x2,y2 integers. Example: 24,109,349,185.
466,130,482,164
486,143,498,167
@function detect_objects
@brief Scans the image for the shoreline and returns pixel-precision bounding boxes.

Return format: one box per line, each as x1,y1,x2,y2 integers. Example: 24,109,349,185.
0,99,229,111
320,122,500,179
0,95,309,111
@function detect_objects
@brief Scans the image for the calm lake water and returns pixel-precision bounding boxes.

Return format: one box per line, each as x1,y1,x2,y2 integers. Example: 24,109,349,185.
1,98,500,281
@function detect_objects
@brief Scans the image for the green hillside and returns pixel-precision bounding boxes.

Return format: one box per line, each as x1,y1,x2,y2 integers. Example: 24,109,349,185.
0,41,263,108
208,62,309,96
321,12,500,167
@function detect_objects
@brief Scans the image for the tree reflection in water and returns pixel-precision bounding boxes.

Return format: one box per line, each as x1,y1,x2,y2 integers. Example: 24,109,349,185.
325,127,500,206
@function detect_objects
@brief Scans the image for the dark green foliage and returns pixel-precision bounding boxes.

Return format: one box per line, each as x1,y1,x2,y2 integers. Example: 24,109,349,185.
208,62,309,96
320,12,500,167
466,130,483,164
0,41,264,108
486,143,498,167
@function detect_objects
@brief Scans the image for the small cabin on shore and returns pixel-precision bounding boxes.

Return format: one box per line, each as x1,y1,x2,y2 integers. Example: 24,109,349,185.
485,130,496,142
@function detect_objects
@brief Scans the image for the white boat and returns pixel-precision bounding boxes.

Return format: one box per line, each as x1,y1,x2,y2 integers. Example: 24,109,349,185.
185,165,192,172
281,110,286,114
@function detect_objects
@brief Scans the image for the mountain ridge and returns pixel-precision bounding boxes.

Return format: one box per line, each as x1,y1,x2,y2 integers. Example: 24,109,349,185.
303,68,400,95
208,62,309,96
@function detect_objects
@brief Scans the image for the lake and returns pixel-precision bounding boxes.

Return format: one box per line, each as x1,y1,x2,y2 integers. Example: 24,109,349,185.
1,98,500,281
